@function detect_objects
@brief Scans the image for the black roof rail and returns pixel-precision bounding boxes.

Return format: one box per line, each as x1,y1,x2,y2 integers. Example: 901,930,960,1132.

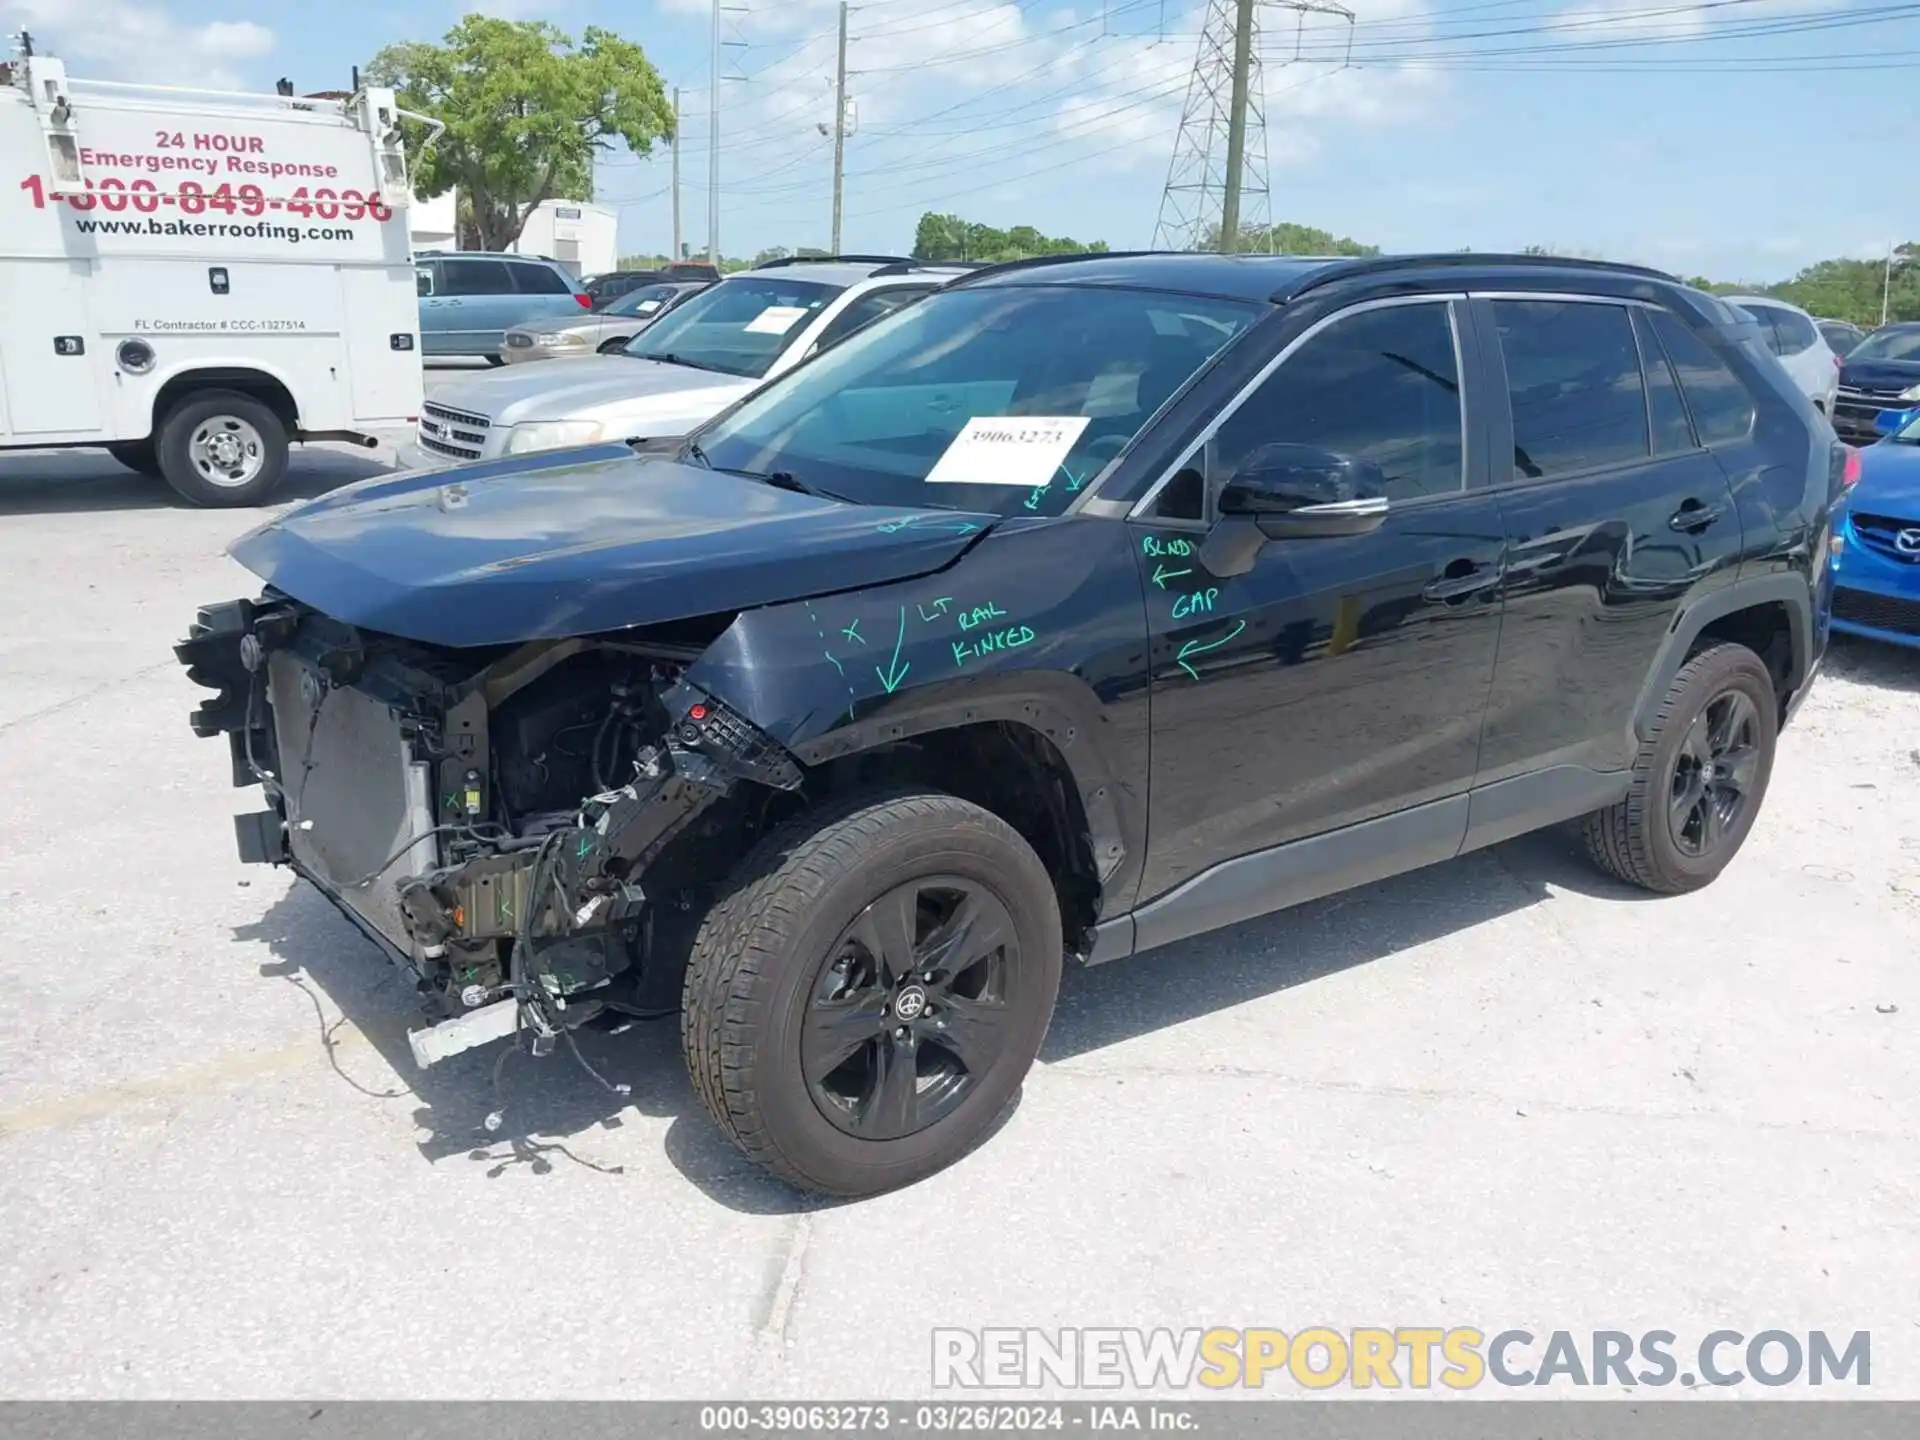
753,253,918,270
942,249,1172,287
1281,251,1677,301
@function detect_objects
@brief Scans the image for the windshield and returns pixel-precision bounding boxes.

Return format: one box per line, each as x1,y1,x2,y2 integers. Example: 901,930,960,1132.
623,276,840,377
605,282,687,319
1847,327,1920,363
690,284,1261,518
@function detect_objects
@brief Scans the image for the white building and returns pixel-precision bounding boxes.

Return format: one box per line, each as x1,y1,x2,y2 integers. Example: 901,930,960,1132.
409,188,458,253
510,199,617,279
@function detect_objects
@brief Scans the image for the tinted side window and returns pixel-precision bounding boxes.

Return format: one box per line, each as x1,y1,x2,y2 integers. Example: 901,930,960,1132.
1211,300,1464,505
439,258,517,295
1631,308,1695,454
1768,305,1818,354
1650,310,1757,446
814,287,934,352
1736,305,1787,356
1492,300,1647,480
512,262,573,295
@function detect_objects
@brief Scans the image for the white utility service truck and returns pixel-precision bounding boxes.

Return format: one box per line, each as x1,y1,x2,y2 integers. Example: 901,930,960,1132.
0,36,437,505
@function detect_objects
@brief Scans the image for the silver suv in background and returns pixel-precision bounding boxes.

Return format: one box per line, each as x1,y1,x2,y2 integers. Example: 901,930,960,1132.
405,256,972,465
501,279,711,363
1725,295,1840,415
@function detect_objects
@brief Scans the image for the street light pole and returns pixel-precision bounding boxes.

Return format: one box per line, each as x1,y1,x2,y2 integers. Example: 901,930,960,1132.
670,86,681,263
707,0,720,264
1883,240,1895,328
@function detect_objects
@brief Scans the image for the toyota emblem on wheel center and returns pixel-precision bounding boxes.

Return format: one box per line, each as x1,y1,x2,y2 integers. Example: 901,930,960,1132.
893,985,929,1021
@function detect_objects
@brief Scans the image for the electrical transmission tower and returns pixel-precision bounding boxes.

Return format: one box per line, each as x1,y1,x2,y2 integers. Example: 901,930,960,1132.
1152,0,1353,254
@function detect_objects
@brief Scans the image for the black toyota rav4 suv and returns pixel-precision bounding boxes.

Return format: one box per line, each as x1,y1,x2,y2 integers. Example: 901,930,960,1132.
177,252,1843,1196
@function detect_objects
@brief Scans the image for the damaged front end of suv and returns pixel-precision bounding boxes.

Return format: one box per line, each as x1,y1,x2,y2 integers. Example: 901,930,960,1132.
177,590,805,1070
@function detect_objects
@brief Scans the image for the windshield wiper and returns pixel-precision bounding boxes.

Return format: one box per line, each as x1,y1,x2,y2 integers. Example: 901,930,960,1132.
648,351,723,374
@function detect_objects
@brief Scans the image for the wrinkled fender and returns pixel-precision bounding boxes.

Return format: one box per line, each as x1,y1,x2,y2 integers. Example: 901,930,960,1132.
684,515,1153,913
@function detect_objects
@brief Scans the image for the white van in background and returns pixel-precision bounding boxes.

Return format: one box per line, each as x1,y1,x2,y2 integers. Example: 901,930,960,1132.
0,38,437,505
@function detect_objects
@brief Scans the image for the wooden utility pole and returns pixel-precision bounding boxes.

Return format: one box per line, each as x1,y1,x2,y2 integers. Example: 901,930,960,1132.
670,86,682,262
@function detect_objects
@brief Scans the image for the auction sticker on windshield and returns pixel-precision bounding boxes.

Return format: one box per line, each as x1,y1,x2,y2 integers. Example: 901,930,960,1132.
925,416,1092,487
744,305,810,335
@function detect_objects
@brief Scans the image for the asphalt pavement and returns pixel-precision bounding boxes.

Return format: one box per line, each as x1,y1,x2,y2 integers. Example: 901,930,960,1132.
0,371,1915,1399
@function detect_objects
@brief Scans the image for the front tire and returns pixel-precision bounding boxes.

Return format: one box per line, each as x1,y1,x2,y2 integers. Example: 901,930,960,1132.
682,791,1062,1196
1582,641,1778,894
154,391,289,507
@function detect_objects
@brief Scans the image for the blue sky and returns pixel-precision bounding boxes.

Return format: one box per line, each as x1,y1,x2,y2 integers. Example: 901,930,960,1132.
8,0,1914,281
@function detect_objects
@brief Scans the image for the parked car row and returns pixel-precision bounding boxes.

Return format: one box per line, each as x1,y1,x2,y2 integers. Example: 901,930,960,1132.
408,256,972,465
182,250,1849,1196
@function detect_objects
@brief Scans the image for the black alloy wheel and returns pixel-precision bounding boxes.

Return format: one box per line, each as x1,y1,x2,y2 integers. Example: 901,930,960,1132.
1581,640,1778,894
802,877,1018,1142
681,790,1063,1196
1666,689,1761,858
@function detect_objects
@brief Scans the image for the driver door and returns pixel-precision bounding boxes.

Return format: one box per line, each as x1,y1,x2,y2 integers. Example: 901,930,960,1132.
1129,295,1508,921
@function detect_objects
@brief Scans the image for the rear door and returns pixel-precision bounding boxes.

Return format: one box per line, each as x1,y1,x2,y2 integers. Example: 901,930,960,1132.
1472,295,1745,785
508,259,580,332
433,256,520,355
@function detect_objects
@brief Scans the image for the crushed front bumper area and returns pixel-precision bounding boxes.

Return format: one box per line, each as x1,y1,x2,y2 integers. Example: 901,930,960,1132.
176,595,803,1068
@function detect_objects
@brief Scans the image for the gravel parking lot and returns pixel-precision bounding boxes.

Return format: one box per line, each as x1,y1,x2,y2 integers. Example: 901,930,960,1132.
1,375,1916,1399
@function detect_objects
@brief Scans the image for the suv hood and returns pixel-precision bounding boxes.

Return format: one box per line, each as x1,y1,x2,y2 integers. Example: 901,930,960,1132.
432,355,756,429
1853,439,1920,511
1840,357,1920,391
228,448,997,648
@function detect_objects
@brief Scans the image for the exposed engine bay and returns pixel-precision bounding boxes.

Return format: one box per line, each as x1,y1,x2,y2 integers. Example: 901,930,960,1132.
175,593,803,1072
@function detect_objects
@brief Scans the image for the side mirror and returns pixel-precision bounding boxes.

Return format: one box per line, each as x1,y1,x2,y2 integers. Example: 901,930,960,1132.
1874,407,1919,437
1218,443,1390,538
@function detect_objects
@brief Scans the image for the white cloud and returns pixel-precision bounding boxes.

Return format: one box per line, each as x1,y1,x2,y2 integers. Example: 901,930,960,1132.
1,0,274,90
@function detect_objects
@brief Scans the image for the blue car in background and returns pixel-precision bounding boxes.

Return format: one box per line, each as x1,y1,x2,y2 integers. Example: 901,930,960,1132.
1832,405,1920,649
414,252,591,365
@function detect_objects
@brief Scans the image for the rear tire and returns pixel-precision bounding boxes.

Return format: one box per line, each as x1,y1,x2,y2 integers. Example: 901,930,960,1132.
682,790,1062,1197
106,439,162,477
154,391,289,507
1582,642,1777,894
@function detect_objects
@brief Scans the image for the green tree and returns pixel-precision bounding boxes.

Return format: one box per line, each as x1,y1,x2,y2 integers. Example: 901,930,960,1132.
911,212,1108,263
367,15,672,252
1197,220,1377,256
1765,244,1920,326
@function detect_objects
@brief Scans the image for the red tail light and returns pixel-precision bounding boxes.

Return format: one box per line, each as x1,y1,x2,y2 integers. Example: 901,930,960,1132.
1833,351,1844,368
1842,447,1863,489
573,293,593,309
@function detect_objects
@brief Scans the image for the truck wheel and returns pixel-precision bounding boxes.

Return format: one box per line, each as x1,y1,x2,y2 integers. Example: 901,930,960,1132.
683,791,1062,1196
155,391,289,507
1582,642,1778,894
105,439,162,477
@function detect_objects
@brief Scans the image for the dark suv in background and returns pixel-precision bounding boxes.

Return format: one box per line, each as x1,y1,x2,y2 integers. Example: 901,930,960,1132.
1833,321,1920,445
180,252,1843,1197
